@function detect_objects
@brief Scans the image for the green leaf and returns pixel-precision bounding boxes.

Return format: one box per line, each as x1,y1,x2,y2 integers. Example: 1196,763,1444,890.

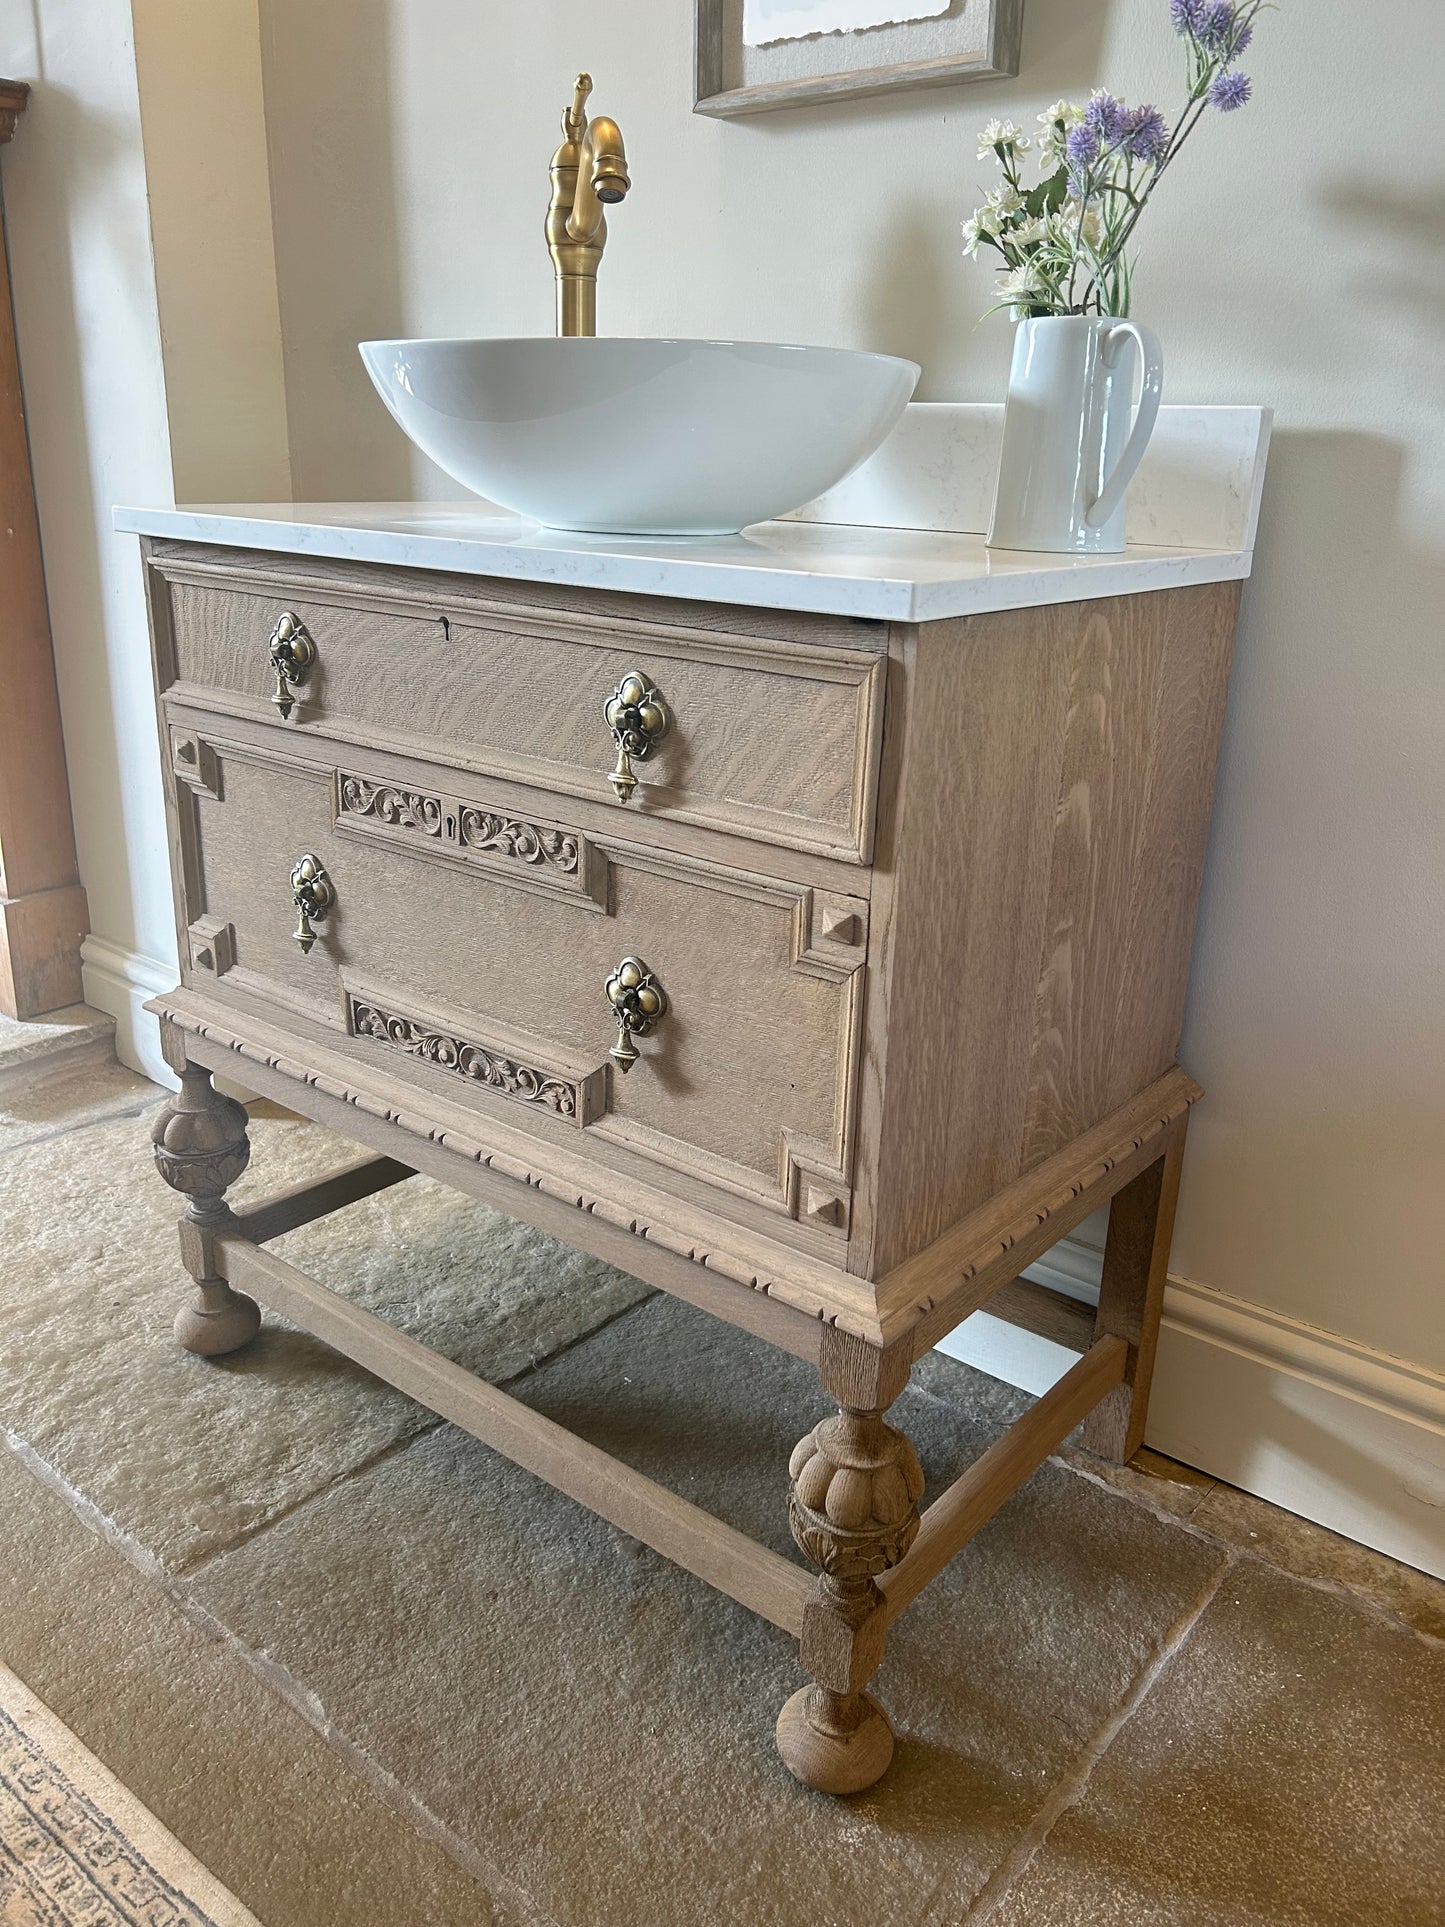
1023,168,1069,219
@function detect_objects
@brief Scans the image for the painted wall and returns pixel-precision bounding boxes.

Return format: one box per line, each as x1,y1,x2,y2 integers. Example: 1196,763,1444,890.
0,0,290,1080
256,0,1445,1371
0,1,178,1080
131,0,291,507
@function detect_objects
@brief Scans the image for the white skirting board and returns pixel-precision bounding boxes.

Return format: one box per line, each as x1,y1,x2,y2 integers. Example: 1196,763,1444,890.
80,936,178,1090
938,1239,1445,1581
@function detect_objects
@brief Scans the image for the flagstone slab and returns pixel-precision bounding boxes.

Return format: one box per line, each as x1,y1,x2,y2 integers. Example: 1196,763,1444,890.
986,1558,1445,1927
0,1103,649,1570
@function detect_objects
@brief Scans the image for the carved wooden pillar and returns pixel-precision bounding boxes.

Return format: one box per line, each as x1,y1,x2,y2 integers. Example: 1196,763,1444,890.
777,1332,923,1793
152,1060,260,1356
0,80,90,1017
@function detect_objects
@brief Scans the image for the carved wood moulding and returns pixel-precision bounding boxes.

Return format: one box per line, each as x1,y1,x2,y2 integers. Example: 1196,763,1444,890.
345,987,604,1127
791,888,868,983
171,727,223,799
783,1134,853,1236
148,992,871,1336
334,770,604,906
187,915,236,979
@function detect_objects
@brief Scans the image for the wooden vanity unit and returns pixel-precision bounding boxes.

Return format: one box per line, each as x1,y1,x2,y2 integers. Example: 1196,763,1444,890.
121,438,1261,1793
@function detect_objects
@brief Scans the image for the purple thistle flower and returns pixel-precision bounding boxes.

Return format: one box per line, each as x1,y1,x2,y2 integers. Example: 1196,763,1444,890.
1066,121,1100,168
1232,18,1254,52
1208,68,1252,111
1122,104,1170,163
1198,1,1238,49
1170,0,1207,34
1085,90,1128,142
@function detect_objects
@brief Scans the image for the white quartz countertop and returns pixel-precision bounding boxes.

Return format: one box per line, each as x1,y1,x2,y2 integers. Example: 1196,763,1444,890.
112,500,1254,625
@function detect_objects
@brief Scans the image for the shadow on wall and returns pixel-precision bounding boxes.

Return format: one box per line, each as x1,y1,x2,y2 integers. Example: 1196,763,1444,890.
1179,424,1445,1354
260,0,414,501
1321,177,1445,340
1013,0,1112,104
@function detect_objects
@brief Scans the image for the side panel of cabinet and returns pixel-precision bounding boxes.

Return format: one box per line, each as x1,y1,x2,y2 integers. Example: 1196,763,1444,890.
852,581,1240,1281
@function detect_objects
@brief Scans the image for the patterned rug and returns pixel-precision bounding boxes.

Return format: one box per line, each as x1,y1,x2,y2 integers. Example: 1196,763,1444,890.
0,1662,260,1926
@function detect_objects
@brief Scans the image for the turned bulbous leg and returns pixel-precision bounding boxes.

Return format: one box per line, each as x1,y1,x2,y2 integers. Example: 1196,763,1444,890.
152,1061,259,1356
776,1685,896,1797
778,1403,925,1795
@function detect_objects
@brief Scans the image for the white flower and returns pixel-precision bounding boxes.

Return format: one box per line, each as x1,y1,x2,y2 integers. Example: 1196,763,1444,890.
995,262,1046,312
1036,99,1085,170
968,185,1021,243
961,215,987,256
1010,215,1048,248
1059,200,1104,247
977,118,1029,160
984,185,1024,219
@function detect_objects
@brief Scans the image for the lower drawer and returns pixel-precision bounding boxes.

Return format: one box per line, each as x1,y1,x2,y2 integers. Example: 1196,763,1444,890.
170,723,866,1234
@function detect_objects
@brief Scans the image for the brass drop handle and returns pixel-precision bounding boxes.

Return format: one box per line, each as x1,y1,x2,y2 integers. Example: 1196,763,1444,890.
290,853,335,954
605,955,667,1073
603,673,670,804
269,611,316,720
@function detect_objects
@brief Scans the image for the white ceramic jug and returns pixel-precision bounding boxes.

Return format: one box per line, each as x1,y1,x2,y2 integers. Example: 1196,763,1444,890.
987,314,1164,554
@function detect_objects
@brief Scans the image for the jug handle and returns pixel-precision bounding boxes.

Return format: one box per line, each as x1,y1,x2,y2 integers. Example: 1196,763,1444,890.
1085,319,1164,530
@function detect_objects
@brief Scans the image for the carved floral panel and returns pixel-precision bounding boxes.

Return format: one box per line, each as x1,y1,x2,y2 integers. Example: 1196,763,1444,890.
336,772,600,903
347,992,598,1124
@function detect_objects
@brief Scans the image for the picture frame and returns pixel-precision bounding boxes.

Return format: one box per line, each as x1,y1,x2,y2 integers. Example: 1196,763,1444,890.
694,0,1024,118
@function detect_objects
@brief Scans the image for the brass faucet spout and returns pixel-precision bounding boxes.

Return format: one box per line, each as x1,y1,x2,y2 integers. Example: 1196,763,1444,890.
546,73,630,338
568,117,630,242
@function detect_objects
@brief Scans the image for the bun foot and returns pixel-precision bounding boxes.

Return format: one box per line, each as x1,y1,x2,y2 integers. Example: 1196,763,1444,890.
174,1279,261,1357
776,1685,895,1795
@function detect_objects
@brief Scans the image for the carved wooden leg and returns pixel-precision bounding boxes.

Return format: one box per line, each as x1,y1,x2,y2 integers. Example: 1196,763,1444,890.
1081,1113,1188,1463
777,1336,923,1795
151,1061,258,1356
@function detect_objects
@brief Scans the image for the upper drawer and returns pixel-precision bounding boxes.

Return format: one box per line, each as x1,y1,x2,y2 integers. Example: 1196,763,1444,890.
150,552,887,864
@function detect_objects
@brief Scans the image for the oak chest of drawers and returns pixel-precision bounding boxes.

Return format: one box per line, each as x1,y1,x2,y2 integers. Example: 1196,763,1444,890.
139,531,1239,1794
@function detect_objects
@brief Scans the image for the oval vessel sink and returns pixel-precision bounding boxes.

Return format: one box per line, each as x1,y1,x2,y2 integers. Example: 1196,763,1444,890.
358,337,919,537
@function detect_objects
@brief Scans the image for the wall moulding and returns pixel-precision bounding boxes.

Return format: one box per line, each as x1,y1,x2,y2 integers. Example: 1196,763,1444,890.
940,1237,1445,1580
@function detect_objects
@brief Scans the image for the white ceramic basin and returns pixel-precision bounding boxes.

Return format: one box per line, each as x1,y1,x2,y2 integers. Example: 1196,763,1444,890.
358,336,919,536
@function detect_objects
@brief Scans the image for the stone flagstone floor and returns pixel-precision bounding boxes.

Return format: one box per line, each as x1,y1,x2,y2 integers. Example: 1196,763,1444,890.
0,1039,1441,1926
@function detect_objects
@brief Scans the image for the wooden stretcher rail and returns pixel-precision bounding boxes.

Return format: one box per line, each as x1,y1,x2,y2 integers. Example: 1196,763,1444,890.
229,1154,416,1244
216,1215,1126,1652
983,1276,1097,1352
215,1231,814,1637
878,1335,1127,1622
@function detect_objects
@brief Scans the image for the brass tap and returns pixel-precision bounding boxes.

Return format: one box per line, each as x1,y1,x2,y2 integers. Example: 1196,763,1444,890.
546,73,630,338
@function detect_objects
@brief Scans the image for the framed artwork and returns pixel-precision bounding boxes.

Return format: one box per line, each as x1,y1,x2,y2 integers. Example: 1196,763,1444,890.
694,0,1024,117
